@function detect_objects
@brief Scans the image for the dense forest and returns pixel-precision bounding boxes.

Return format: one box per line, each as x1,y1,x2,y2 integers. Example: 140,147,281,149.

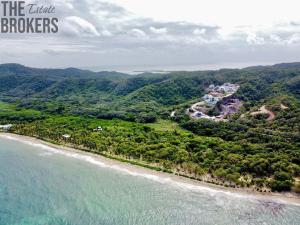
0,63,299,193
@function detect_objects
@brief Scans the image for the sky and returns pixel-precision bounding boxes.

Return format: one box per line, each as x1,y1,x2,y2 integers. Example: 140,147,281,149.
1,0,300,71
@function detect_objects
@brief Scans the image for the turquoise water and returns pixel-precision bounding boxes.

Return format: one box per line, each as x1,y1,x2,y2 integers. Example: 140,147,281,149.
0,136,300,225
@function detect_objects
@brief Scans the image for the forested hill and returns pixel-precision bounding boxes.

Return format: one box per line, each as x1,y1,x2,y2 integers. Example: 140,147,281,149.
0,62,300,192
0,62,300,116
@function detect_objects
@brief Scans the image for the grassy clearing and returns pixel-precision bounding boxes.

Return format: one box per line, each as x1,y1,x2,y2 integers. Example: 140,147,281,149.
146,119,192,135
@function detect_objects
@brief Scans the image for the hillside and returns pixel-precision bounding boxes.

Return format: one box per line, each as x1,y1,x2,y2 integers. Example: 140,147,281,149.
0,62,299,192
1,63,300,116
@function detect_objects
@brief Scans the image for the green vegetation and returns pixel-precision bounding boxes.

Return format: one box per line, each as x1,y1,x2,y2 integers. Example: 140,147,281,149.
0,63,300,192
0,101,44,122
146,119,191,135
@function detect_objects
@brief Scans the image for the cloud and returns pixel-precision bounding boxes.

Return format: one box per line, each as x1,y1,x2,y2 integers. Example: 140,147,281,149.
128,28,147,37
63,16,100,37
286,33,300,44
269,34,281,43
193,28,206,35
0,0,300,69
101,30,113,36
246,33,265,45
87,0,128,19
149,26,167,34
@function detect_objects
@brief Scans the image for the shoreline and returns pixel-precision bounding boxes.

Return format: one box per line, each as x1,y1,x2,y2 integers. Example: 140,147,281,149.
1,132,300,206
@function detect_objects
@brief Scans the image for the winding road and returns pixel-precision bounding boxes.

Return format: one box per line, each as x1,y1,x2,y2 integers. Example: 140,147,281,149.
251,105,275,121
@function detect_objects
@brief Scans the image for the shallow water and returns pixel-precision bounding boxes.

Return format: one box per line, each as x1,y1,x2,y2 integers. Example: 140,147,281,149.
0,137,299,225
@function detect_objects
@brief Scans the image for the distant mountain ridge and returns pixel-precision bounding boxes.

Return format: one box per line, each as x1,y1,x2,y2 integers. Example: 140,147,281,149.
2,61,300,75
0,63,129,78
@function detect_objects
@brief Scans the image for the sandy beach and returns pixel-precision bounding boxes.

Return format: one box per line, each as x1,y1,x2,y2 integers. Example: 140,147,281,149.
1,132,300,206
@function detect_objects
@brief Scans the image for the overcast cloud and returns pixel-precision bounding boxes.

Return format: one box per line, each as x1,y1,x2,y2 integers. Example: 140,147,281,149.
1,0,300,71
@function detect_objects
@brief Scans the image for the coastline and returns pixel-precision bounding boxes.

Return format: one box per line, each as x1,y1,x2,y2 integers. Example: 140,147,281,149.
1,132,300,206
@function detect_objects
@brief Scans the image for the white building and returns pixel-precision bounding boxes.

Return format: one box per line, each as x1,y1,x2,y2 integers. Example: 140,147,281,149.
93,126,103,132
202,94,220,105
219,83,239,94
0,124,12,130
62,134,70,139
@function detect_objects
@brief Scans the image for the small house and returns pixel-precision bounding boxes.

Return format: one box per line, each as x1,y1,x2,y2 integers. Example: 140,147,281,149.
202,94,220,105
62,134,71,140
93,126,103,132
0,124,12,131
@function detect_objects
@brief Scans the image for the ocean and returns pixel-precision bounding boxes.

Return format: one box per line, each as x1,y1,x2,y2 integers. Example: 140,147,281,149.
0,136,299,225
